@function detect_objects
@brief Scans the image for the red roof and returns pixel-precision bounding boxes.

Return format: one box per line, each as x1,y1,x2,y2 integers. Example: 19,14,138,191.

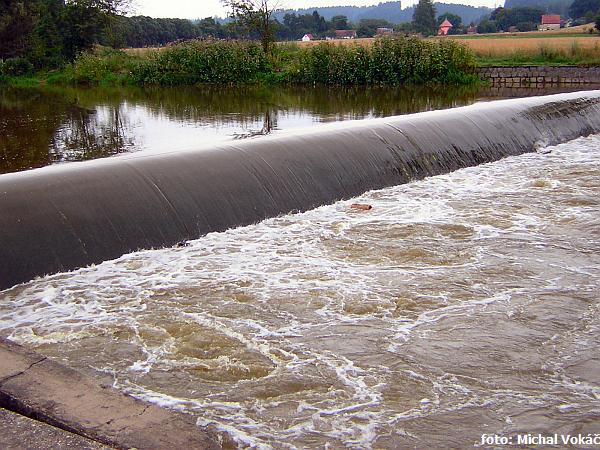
541,15,561,24
335,30,357,38
439,19,453,28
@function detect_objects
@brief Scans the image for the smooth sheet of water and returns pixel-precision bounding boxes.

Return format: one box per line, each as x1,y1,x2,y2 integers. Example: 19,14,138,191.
1,134,599,448
0,84,589,174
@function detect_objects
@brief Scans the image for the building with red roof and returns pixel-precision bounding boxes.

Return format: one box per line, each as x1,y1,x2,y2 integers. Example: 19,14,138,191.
334,30,357,39
438,18,453,36
538,15,561,31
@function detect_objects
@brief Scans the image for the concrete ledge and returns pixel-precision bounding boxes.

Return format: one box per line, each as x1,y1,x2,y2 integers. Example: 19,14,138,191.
0,338,221,450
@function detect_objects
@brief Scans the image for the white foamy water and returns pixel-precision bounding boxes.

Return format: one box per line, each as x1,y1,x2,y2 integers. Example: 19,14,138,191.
2,135,600,448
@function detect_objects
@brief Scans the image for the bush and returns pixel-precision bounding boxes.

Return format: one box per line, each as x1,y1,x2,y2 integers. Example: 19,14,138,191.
0,57,34,76
58,37,477,87
64,46,138,85
130,40,269,85
291,37,476,85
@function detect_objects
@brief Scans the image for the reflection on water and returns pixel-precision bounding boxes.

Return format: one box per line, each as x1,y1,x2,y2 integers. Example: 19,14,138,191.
1,84,590,175
1,135,599,448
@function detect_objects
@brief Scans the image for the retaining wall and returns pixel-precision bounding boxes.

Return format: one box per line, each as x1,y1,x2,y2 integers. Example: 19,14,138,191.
478,66,600,86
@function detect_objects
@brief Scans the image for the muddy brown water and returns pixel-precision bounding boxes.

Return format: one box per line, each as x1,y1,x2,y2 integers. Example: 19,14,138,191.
1,127,599,448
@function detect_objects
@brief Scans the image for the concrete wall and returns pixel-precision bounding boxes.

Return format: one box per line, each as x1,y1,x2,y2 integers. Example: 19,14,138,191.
479,66,600,86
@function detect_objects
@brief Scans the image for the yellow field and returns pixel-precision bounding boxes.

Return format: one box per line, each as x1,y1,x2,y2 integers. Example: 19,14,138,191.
124,25,600,62
294,33,600,61
450,36,600,58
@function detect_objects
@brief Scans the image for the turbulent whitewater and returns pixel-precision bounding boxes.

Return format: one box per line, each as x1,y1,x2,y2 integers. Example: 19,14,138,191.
1,135,600,448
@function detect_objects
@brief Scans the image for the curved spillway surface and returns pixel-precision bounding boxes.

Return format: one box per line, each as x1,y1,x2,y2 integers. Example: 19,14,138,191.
1,91,600,290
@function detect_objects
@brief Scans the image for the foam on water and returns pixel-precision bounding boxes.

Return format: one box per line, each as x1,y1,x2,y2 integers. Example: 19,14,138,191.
2,135,600,448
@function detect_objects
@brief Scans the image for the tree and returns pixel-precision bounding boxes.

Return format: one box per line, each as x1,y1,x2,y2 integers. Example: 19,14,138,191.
61,1,108,59
331,15,349,30
477,19,497,33
356,18,393,38
505,0,571,18
412,0,437,36
221,0,283,53
0,0,40,59
490,6,543,30
30,0,65,67
569,0,600,19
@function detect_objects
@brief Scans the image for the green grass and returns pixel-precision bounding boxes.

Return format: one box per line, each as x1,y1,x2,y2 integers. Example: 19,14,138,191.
0,75,46,87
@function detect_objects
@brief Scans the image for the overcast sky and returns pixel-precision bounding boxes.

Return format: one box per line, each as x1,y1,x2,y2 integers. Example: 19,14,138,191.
133,0,500,20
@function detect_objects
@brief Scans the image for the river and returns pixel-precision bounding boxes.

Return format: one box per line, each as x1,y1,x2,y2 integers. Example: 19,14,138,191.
1,130,599,448
0,84,591,174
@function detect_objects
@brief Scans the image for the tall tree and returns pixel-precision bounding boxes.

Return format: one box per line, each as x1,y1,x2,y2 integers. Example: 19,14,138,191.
30,0,65,66
221,0,283,53
412,0,437,36
0,0,40,59
331,15,349,30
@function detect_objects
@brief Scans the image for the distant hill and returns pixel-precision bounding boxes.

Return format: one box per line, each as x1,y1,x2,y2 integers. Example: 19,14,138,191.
503,0,572,17
273,1,492,25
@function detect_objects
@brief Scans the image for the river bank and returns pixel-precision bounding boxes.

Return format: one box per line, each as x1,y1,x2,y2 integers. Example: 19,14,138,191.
4,40,600,90
1,37,477,87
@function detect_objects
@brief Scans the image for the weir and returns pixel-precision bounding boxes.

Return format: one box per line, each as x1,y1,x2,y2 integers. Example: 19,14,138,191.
1,90,600,291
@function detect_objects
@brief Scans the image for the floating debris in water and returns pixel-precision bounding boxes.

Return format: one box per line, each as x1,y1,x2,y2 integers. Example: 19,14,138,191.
350,203,373,211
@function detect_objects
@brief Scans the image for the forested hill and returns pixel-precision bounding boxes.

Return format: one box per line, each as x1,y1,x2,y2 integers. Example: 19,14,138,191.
503,0,572,16
273,2,492,25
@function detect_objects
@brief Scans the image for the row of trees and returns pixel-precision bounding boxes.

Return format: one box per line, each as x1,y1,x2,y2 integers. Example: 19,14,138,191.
0,0,129,68
476,6,546,33
411,0,473,36
569,0,600,22
1,0,464,69
475,0,600,33
119,13,397,49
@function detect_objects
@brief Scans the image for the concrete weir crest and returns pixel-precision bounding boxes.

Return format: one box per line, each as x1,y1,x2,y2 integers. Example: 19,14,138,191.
1,91,600,290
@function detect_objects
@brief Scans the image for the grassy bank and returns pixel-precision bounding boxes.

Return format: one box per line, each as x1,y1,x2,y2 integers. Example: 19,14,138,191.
2,37,477,87
5,34,599,88
298,34,600,67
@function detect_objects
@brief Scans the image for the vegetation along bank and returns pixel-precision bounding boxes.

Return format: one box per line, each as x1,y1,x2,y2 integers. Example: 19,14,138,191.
2,0,600,87
45,37,477,87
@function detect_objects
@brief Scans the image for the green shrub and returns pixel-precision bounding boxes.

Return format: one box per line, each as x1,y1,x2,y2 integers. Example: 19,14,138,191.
64,46,137,85
130,40,269,85
1,57,34,76
291,36,475,85
56,37,477,86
